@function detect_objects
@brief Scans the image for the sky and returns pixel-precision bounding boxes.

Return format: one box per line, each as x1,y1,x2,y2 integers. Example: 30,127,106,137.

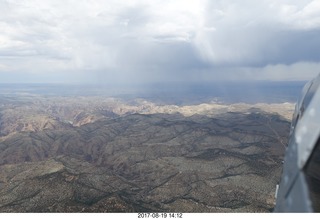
0,0,320,84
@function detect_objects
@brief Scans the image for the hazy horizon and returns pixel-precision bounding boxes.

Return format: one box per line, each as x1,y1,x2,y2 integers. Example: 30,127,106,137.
0,80,307,105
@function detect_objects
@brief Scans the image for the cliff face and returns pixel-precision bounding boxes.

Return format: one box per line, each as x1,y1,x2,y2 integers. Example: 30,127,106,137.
0,95,293,212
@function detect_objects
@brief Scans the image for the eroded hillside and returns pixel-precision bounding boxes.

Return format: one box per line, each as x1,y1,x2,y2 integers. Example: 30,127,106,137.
0,95,294,212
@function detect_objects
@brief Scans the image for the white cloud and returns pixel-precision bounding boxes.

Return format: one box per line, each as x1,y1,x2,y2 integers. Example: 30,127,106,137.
277,0,320,29
0,0,320,83
194,0,320,66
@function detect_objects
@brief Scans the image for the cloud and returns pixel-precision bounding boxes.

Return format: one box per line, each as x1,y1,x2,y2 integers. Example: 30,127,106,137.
194,0,320,66
0,0,320,83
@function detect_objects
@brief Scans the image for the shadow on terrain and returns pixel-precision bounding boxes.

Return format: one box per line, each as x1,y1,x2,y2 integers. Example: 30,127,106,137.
0,111,290,212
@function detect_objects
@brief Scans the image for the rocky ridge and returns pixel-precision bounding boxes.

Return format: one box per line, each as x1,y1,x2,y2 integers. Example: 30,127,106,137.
0,95,293,212
0,96,294,138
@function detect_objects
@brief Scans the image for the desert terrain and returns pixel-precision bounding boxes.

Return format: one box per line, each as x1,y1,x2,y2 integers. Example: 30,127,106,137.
0,93,294,212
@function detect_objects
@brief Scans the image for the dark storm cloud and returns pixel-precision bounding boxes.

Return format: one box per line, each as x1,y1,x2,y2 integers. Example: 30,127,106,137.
195,0,320,67
200,27,320,68
0,0,320,83
269,29,320,65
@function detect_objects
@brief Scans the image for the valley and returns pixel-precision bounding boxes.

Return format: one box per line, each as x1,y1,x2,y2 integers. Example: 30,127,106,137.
0,93,294,212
